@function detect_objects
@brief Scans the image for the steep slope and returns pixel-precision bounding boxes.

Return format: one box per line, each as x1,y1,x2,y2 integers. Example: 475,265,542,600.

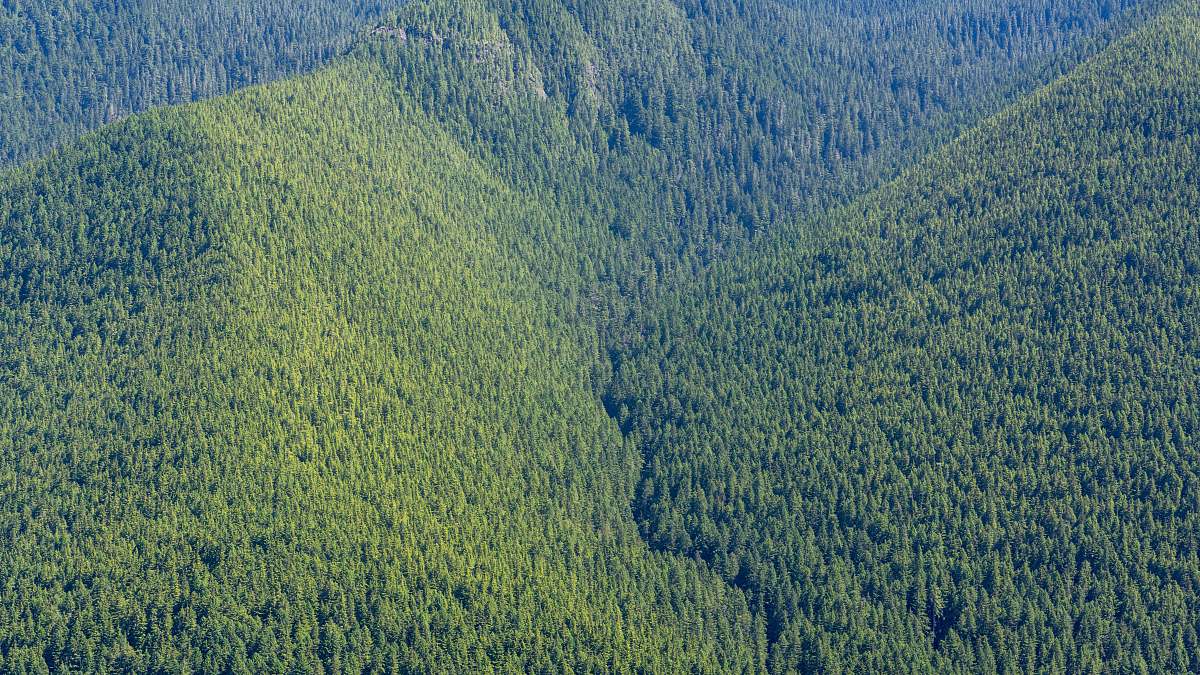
610,3,1200,671
0,0,1193,671
357,0,1165,257
1,0,1161,213
0,61,759,672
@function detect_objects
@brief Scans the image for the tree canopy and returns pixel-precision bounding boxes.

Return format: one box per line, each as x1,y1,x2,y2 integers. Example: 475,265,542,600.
1,0,1197,671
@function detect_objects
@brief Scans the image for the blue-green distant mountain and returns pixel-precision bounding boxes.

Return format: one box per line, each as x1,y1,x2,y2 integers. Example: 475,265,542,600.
0,0,404,165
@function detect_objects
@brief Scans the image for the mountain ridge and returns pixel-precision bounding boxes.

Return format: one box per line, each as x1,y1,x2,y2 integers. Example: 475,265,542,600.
1,0,1197,671
610,2,1200,669
0,58,762,673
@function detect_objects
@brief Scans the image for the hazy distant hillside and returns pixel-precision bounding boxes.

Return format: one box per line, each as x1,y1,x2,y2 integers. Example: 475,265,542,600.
0,0,405,165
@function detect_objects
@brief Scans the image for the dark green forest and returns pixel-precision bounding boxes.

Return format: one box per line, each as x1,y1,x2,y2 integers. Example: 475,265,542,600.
1,0,1199,672
0,0,404,165
610,4,1200,670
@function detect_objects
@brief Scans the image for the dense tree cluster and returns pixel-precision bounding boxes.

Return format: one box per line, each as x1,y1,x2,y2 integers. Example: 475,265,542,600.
0,0,403,165
0,65,759,673
1,0,1196,671
609,4,1200,670
358,0,1162,260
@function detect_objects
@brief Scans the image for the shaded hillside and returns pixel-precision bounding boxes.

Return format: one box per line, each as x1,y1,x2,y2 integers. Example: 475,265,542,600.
0,0,404,165
609,3,1200,671
1,0,1158,210
344,0,1171,378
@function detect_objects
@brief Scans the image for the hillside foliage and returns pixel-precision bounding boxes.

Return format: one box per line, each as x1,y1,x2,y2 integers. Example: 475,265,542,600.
0,63,760,673
1,0,1198,672
609,4,1200,671
0,0,404,165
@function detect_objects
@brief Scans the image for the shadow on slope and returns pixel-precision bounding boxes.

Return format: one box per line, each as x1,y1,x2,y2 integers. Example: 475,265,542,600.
610,3,1200,671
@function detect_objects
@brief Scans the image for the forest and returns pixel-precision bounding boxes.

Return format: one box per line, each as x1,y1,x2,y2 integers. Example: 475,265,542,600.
610,5,1200,669
1,0,1198,672
0,0,403,165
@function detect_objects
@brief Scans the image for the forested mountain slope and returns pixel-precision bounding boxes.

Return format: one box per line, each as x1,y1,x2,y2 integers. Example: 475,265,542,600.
0,0,405,165
609,3,1200,671
0,0,1159,204
0,0,1194,672
357,0,1163,257
0,61,760,672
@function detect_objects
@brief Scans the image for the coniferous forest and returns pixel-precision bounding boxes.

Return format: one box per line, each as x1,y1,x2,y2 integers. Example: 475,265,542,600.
1,0,1199,672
